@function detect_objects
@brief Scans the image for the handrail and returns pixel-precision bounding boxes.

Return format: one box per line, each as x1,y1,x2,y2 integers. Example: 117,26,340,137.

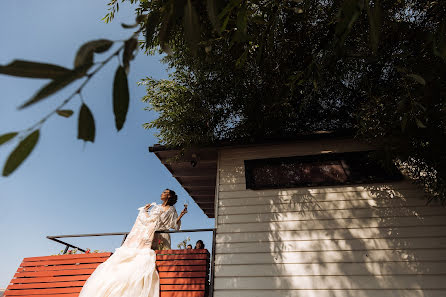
47,228,215,239
47,228,215,252
46,228,216,297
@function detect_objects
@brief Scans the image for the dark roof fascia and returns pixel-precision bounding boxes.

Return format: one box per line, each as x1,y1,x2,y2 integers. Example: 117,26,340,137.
148,129,356,153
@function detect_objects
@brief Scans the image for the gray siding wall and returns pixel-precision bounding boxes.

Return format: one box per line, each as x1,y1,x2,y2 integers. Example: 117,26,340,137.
214,139,446,297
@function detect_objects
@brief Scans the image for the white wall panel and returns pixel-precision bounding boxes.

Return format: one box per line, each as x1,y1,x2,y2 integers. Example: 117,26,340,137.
215,237,446,253
214,275,446,290
214,262,446,276
214,290,446,297
214,140,446,296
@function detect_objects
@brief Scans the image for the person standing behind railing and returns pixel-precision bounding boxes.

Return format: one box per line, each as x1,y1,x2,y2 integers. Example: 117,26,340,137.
195,240,205,249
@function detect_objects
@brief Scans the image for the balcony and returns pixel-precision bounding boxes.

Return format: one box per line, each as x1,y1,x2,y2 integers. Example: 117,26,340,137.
4,229,215,297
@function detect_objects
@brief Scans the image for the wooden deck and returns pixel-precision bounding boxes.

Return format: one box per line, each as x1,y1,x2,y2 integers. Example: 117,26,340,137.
5,249,210,297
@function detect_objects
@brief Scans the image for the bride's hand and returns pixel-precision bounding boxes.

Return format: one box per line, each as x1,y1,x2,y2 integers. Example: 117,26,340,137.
144,203,153,211
180,207,188,216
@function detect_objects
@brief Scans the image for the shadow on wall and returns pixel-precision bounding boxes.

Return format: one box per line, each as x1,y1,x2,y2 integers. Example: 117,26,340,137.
215,180,446,296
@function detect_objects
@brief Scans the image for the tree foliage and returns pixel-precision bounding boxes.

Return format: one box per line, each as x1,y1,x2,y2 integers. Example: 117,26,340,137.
137,0,446,202
1,0,445,203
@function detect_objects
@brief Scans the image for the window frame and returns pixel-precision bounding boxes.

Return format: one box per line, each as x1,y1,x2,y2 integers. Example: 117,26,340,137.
244,151,403,190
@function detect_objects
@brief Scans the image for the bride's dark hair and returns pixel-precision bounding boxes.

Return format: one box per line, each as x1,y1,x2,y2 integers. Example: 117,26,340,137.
166,189,178,206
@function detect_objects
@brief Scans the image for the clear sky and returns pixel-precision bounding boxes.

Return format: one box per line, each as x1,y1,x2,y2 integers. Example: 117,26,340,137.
0,1,215,288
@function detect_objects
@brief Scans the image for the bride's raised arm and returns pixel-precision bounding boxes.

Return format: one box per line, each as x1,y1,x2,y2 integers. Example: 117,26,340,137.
136,203,157,225
176,207,187,229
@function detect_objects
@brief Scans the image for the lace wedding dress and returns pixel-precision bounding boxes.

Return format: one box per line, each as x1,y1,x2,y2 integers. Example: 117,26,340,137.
78,204,180,297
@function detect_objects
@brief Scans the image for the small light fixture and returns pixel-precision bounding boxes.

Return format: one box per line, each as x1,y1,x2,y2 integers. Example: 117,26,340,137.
191,153,198,167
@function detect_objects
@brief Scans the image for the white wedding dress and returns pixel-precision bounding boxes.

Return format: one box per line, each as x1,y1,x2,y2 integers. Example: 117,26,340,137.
79,204,181,297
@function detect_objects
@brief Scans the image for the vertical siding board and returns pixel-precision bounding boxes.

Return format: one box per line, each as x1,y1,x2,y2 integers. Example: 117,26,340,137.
214,140,446,296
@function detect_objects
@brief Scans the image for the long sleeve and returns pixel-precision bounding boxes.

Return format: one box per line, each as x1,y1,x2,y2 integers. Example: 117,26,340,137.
160,207,181,231
136,207,150,225
122,204,160,248
137,204,161,225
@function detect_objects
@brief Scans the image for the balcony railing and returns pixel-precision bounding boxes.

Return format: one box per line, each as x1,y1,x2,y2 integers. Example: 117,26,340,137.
45,228,216,297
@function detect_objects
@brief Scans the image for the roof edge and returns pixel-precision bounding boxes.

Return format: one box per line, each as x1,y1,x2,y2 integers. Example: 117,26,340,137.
149,129,355,153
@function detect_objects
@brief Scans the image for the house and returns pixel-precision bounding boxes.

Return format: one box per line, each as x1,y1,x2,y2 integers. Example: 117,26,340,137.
150,132,446,297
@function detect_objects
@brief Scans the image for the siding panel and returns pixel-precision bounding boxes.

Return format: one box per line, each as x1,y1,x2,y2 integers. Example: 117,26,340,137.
218,182,420,198
217,216,446,232
215,237,446,253
215,141,446,297
217,207,446,223
218,191,426,205
214,290,446,297
215,226,446,242
214,262,446,276
214,275,446,290
215,249,446,265
218,200,432,215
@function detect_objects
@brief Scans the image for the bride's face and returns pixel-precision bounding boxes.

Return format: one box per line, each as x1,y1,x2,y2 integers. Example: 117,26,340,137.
161,190,170,201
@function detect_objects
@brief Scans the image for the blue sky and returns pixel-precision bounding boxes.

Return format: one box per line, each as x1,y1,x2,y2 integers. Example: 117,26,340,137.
0,1,214,287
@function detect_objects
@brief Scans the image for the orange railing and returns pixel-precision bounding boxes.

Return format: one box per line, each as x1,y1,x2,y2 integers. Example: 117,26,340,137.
157,249,210,297
5,252,112,296
5,249,210,297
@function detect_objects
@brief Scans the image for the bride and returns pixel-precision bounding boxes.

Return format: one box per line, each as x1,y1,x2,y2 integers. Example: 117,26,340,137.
79,189,187,297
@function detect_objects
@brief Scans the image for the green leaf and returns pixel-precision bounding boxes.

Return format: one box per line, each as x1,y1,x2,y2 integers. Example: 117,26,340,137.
77,104,95,142
416,118,427,128
235,47,249,68
2,130,40,177
56,110,74,118
367,0,383,54
19,65,90,109
145,11,161,47
74,39,114,68
400,114,408,132
136,14,146,24
207,0,219,32
123,38,138,74
395,66,407,74
397,98,409,112
184,0,201,55
335,0,364,47
252,15,267,25
0,132,18,146
121,22,138,29
234,5,248,42
415,102,427,111
113,66,130,131
218,0,241,20
407,74,426,85
220,14,231,34
158,9,173,55
0,60,72,79
433,23,446,61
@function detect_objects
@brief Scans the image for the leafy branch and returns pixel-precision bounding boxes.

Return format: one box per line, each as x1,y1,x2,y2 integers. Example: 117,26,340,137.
0,30,140,176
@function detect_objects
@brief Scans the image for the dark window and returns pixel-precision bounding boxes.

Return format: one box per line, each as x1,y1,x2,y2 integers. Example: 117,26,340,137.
244,151,403,190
